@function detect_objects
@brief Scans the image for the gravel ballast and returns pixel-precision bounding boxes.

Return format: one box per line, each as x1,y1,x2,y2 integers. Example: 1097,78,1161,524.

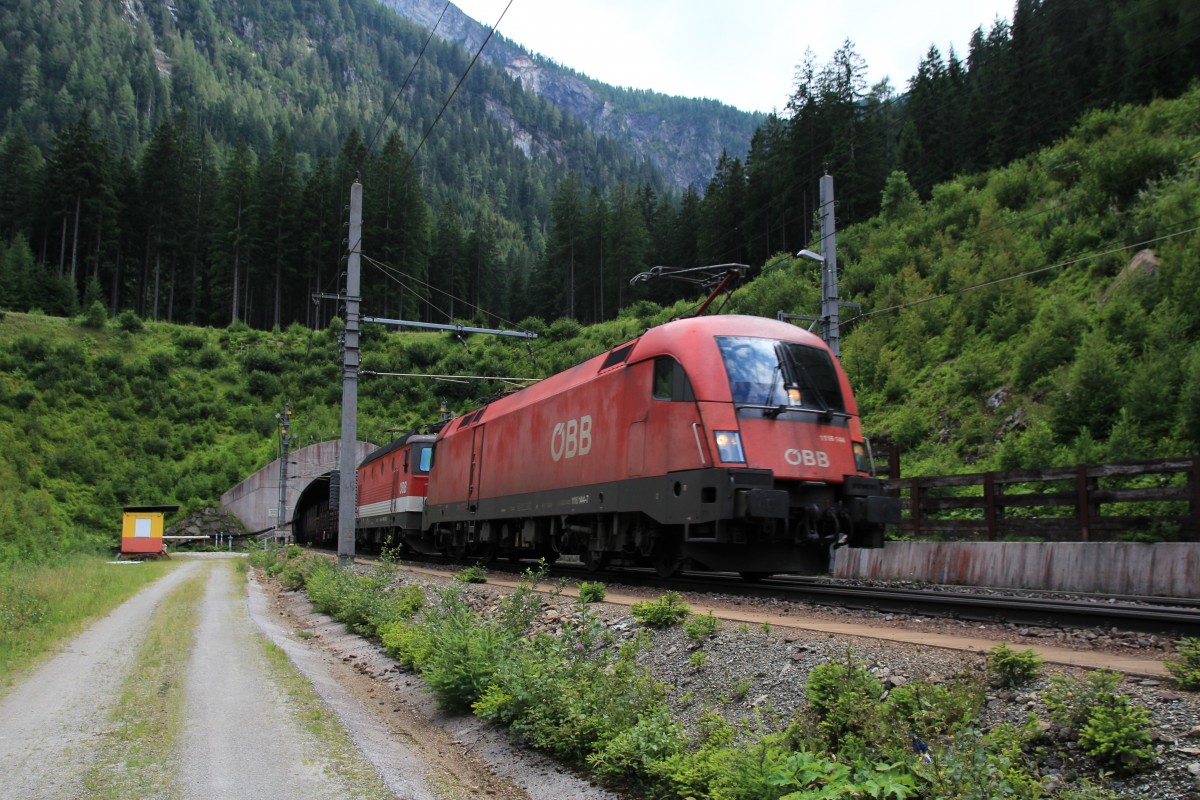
368,563,1200,800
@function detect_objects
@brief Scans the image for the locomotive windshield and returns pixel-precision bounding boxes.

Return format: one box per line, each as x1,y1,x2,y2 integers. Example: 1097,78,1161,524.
716,336,846,414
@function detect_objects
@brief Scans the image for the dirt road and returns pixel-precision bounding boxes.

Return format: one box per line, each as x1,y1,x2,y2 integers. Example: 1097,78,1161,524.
0,555,616,800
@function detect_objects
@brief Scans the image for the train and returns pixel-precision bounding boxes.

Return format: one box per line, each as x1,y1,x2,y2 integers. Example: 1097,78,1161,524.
329,313,900,579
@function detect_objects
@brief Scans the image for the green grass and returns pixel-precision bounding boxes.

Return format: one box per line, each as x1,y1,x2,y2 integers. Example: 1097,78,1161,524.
82,570,205,799
0,555,175,691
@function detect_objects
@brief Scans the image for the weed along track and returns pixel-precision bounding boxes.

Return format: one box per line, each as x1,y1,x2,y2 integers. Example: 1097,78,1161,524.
263,552,1200,800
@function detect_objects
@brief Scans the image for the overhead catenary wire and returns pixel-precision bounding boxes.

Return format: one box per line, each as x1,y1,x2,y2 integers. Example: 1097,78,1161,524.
361,370,539,387
360,252,530,335
365,1,454,157
406,0,516,169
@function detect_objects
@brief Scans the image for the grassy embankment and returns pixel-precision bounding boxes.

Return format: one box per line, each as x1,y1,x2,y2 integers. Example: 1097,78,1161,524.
0,556,174,690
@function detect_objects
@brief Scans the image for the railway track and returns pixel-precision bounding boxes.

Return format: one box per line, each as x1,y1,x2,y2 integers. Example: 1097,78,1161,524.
328,546,1200,639
657,572,1200,638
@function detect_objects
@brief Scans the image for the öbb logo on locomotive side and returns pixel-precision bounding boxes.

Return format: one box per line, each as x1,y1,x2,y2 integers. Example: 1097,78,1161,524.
785,448,830,467
551,415,592,462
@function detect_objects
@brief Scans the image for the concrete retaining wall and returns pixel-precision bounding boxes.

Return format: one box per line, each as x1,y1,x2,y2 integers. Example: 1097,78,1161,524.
833,541,1200,598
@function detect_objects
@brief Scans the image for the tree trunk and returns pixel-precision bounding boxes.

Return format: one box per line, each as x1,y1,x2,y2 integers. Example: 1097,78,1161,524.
70,193,81,283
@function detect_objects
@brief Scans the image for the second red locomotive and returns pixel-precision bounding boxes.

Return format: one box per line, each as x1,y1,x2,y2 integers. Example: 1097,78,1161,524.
355,314,897,578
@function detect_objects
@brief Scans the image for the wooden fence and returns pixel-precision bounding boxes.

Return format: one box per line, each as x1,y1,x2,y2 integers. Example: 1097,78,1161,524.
882,456,1200,542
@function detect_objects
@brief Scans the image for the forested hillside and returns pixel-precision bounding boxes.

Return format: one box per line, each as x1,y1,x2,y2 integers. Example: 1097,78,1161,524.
0,0,734,330
3,81,1199,565
1,0,1197,334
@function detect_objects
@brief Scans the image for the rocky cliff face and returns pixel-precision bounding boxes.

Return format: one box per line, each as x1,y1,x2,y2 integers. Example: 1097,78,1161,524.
381,0,761,191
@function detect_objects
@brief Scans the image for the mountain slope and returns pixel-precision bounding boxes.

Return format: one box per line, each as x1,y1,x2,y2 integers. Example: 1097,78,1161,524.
382,0,763,191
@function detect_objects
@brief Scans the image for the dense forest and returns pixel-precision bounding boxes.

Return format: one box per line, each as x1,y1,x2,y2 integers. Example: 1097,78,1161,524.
1,0,1198,333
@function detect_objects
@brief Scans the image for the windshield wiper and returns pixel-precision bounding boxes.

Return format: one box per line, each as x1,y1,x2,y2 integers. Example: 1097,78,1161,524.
775,342,833,420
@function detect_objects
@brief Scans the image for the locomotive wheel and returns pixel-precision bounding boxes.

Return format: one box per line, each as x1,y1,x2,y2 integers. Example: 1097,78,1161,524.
581,548,609,572
653,552,683,578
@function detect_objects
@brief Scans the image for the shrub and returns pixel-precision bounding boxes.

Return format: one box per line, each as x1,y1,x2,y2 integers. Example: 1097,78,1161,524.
586,710,686,789
379,620,433,670
116,309,143,332
1078,693,1155,774
683,611,719,642
768,750,918,800
241,347,285,374
280,554,323,589
455,563,487,584
987,643,1043,688
80,300,107,330
421,604,504,711
1164,637,1200,690
577,581,606,603
416,577,540,713
630,591,690,628
1043,670,1122,729
302,561,418,637
805,652,884,752
885,679,983,737
475,611,665,764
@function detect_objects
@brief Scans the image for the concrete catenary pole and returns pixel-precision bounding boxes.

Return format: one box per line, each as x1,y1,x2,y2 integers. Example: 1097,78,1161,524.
337,179,362,567
275,401,293,544
818,173,840,358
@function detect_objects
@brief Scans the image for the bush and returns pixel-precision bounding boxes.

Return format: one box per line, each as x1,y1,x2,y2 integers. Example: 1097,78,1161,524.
379,620,433,670
455,563,487,584
1164,637,1200,691
303,561,419,637
80,300,107,330
577,581,606,603
805,652,884,752
630,591,690,628
475,610,665,764
885,679,983,738
987,643,1042,688
1078,693,1155,774
1041,669,1154,775
1043,670,1122,729
421,602,504,712
768,750,918,800
683,611,719,642
586,710,686,789
116,309,143,332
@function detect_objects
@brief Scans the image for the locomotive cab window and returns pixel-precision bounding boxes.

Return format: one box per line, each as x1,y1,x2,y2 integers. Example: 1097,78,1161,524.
716,336,845,413
652,357,695,402
414,444,432,474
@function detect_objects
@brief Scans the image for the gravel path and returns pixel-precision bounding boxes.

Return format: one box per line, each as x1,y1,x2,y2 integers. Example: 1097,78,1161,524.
177,557,380,799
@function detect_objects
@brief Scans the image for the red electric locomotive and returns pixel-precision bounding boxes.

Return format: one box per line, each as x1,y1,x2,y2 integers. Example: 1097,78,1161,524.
355,431,437,548
416,314,898,578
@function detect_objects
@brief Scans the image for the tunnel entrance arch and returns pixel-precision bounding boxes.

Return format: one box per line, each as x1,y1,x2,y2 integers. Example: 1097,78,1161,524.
220,440,377,540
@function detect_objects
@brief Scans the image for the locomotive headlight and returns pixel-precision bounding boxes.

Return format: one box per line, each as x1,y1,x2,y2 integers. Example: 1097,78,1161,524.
714,431,745,463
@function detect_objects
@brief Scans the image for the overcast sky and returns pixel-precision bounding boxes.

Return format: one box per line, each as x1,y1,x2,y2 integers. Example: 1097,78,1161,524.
451,0,1015,113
